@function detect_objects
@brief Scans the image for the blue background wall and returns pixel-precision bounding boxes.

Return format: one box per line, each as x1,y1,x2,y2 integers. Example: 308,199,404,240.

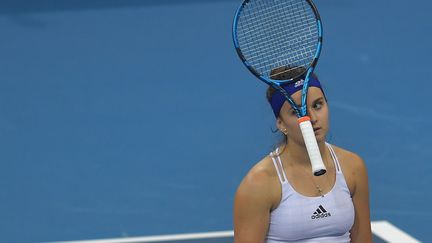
0,0,431,242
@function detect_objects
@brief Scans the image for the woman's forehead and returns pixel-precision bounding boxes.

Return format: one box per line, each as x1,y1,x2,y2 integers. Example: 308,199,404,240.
289,87,325,104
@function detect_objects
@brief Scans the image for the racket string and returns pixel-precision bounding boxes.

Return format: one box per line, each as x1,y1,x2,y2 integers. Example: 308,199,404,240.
238,5,315,57
236,0,319,78
238,24,316,73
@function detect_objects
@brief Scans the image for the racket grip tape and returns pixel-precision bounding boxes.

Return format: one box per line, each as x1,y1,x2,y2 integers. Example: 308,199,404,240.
298,116,327,176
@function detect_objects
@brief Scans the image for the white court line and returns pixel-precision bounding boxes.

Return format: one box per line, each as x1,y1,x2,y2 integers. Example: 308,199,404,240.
49,230,234,243
49,220,421,243
371,221,421,243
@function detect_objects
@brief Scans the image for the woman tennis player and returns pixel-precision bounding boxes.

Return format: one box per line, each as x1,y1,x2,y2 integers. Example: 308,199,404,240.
233,73,372,242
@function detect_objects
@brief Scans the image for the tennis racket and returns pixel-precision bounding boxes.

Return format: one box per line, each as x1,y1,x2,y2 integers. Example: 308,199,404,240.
232,0,326,176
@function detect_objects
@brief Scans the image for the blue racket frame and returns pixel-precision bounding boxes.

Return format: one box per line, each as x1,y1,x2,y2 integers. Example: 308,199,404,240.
232,0,323,118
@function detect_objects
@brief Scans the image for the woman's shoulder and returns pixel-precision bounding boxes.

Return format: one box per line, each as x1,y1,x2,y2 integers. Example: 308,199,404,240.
239,155,278,189
329,144,366,171
235,155,280,204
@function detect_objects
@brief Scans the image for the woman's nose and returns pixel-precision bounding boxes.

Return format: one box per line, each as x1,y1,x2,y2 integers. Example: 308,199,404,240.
308,107,318,125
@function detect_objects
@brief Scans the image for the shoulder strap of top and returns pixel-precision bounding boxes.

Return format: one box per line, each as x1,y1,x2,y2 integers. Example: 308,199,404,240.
270,148,288,184
326,143,341,173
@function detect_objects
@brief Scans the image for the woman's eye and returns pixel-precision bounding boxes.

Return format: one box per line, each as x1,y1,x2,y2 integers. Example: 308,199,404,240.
313,101,323,109
286,108,296,116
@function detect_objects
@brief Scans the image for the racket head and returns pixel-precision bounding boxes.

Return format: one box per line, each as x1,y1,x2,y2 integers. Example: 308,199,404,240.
232,0,323,85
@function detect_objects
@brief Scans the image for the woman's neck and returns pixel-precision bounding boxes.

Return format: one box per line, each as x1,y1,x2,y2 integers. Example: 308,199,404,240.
280,140,328,168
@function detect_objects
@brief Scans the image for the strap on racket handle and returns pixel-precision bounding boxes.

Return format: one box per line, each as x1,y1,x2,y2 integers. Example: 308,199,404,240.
298,116,327,176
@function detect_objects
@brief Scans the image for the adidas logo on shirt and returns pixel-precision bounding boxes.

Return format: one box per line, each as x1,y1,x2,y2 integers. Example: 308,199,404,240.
311,205,331,219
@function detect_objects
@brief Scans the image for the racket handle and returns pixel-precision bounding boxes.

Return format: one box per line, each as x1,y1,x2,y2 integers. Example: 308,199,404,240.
298,116,327,176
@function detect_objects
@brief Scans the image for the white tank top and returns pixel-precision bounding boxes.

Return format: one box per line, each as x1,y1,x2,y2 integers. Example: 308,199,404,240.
266,143,355,243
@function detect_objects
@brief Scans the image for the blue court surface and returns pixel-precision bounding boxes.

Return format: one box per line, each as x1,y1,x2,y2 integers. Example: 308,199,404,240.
0,0,431,242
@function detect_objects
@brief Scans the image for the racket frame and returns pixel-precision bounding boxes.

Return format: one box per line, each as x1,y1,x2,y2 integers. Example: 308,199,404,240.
232,0,326,176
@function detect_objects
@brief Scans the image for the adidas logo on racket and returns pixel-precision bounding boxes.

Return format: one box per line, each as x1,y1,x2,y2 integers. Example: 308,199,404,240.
294,79,305,88
311,205,331,219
